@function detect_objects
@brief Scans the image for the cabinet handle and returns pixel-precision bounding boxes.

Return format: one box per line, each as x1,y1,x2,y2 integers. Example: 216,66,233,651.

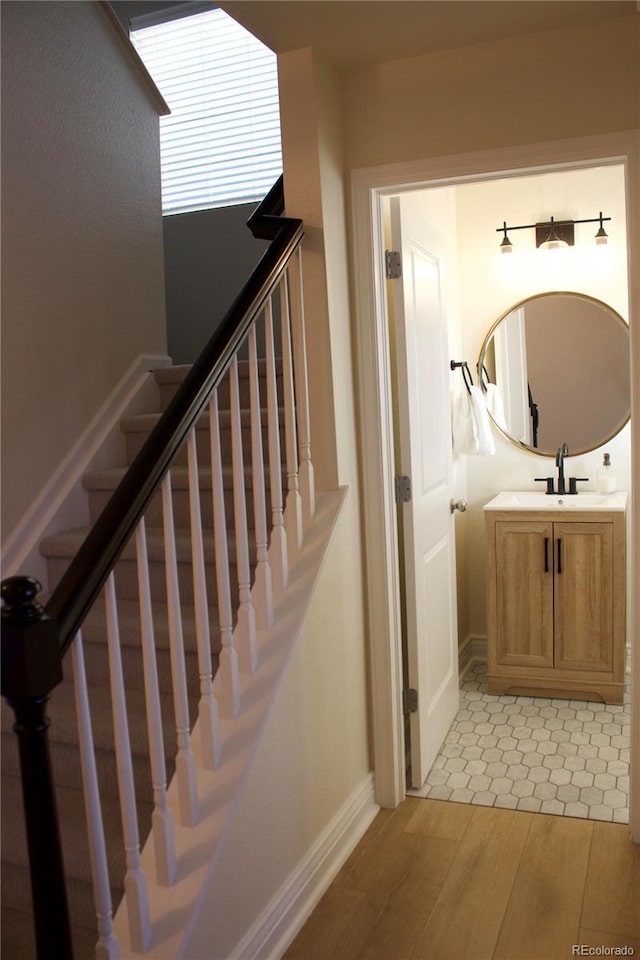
557,538,563,574
544,537,549,573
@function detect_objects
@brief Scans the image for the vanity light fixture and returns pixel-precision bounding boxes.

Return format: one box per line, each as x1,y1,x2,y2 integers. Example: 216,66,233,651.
537,216,569,251
594,212,609,245
496,212,611,253
499,222,513,254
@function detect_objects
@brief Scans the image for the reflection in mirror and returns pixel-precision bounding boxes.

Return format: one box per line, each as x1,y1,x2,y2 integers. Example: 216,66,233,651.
478,293,630,456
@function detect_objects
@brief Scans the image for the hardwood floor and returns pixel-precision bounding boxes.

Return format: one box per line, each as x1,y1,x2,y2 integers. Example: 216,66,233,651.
284,799,640,960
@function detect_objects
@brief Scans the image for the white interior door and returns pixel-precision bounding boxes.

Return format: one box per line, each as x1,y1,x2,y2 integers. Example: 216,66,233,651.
390,195,460,789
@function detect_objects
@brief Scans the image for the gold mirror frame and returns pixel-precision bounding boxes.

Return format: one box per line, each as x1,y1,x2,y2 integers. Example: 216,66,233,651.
477,291,631,457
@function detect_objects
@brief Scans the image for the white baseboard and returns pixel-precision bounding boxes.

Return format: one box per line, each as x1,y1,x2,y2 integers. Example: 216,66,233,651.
1,354,171,586
232,773,378,960
459,635,488,680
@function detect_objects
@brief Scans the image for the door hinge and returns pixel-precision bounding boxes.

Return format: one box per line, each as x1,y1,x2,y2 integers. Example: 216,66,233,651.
395,474,411,503
403,688,418,715
385,249,402,280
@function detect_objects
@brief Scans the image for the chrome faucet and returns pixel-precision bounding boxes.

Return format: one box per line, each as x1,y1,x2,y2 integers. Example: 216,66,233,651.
555,442,569,495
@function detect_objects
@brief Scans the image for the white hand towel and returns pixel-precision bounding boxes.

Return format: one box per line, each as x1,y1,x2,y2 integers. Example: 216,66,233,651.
452,389,477,455
452,387,495,456
469,385,495,455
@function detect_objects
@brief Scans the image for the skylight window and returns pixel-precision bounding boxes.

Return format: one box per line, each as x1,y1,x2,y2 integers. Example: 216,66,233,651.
131,8,282,214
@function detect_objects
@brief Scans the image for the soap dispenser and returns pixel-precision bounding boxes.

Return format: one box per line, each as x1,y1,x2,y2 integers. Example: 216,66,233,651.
597,452,617,494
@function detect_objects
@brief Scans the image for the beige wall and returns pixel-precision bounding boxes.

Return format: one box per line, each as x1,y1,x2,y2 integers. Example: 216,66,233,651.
344,15,639,170
1,1,167,544
184,508,371,957
186,47,372,955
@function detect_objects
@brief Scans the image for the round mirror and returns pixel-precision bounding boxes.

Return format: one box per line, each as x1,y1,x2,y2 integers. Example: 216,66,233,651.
477,292,630,456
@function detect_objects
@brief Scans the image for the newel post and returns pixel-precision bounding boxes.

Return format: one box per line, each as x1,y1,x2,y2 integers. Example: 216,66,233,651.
1,576,74,959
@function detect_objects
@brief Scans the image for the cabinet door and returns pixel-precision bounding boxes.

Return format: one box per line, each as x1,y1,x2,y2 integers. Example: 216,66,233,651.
495,521,554,669
554,521,613,673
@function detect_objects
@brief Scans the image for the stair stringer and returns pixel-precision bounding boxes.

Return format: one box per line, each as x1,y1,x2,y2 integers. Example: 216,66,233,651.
112,488,347,959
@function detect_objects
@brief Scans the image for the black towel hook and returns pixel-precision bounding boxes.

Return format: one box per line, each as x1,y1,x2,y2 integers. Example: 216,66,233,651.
450,360,473,395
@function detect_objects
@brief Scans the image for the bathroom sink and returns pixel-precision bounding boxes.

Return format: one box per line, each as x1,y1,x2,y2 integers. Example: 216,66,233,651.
484,491,627,512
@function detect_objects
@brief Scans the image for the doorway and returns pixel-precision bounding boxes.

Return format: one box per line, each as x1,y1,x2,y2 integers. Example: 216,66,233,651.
351,132,639,839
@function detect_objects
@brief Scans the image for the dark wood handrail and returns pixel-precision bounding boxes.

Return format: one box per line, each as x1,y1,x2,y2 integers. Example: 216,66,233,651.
46,176,302,654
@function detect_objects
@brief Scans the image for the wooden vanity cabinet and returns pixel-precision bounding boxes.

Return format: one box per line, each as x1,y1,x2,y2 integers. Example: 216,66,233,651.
485,509,625,704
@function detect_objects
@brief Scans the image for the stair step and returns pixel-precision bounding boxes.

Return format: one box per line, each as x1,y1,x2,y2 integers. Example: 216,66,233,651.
83,464,284,529
28,597,216,696
1,677,183,769
1,773,136,946
154,358,283,412
79,595,219,653
41,523,248,564
0,907,37,960
1,774,133,887
121,405,282,467
153,363,193,385
0,902,101,960
41,525,254,605
83,463,282,493
1,725,157,801
1,860,123,954
1,669,190,847
61,597,214,694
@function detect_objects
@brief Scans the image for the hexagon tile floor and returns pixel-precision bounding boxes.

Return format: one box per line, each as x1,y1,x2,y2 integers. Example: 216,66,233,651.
408,661,631,822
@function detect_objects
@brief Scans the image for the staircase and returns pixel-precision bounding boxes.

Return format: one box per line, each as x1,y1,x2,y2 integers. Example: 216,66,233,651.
0,181,324,958
1,359,284,958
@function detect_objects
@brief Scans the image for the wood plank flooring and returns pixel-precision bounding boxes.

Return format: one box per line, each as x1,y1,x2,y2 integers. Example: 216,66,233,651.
284,799,640,960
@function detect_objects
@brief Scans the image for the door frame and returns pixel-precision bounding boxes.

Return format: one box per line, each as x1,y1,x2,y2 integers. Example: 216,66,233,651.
350,131,640,839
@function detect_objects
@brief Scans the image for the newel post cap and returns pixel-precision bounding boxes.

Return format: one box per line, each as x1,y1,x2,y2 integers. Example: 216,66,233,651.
1,577,63,699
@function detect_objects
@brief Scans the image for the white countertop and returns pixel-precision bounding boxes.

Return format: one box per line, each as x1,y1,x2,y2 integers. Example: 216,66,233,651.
483,490,628,512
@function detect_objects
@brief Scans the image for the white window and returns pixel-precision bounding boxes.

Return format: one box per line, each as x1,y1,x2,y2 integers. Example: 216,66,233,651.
131,7,282,214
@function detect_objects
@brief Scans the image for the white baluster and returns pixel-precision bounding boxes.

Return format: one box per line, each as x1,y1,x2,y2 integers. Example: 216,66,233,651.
187,429,222,769
71,631,120,960
288,246,315,525
248,325,273,628
264,297,288,595
280,275,304,560
104,573,151,954
229,357,258,672
208,390,241,716
134,517,176,886
161,473,199,827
